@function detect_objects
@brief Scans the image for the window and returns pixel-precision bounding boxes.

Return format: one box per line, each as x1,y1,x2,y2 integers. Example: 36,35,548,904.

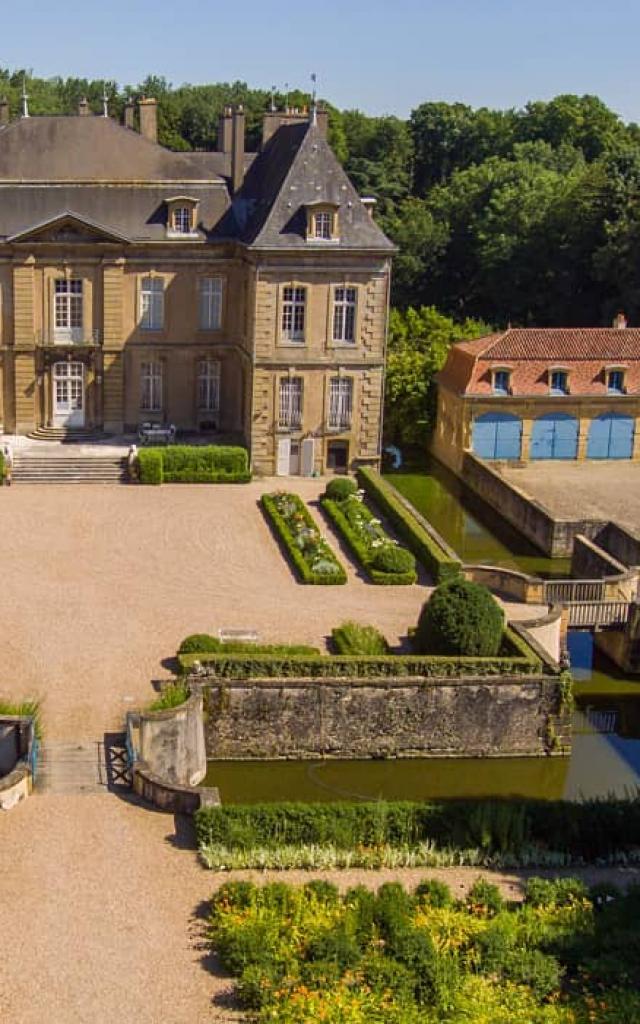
281,287,306,343
140,361,162,412
315,211,332,239
198,359,221,412
278,377,303,429
54,279,83,339
328,377,353,430
493,370,511,395
172,206,192,234
333,287,357,343
550,370,569,395
608,369,625,394
140,277,164,330
199,277,223,330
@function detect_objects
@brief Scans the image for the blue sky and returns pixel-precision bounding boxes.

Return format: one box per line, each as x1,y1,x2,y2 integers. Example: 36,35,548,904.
5,0,640,121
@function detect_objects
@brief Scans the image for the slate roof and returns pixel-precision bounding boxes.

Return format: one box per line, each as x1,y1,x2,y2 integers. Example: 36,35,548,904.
0,115,224,181
0,113,394,251
233,121,395,251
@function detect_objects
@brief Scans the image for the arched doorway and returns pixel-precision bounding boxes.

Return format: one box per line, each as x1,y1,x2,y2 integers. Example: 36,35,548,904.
587,412,634,459
530,413,578,459
52,362,85,427
472,412,522,460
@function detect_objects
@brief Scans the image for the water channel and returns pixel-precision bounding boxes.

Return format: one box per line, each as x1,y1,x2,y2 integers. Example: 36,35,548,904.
205,458,640,803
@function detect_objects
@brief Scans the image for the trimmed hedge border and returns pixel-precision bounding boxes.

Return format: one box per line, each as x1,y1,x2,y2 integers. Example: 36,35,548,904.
321,496,417,585
178,625,543,677
195,797,640,862
261,492,347,585
137,445,251,484
357,467,461,582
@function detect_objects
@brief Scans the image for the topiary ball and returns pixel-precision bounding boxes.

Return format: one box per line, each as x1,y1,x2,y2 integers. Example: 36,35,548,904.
372,545,416,575
324,477,358,501
414,578,504,657
178,633,222,654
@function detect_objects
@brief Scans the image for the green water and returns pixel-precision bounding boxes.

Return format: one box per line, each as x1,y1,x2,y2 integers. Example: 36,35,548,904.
385,458,571,578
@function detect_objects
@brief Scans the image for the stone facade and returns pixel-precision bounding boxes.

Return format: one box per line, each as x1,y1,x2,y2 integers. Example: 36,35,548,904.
0,100,393,475
201,675,569,759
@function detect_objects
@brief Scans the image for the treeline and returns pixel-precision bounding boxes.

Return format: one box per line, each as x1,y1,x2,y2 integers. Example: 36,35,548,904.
4,70,640,327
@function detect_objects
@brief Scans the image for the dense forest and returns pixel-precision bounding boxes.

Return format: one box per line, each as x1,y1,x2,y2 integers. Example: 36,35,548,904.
4,69,640,440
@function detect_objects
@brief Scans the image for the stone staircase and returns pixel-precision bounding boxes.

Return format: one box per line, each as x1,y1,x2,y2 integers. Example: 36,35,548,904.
12,451,128,484
26,426,112,442
37,741,107,795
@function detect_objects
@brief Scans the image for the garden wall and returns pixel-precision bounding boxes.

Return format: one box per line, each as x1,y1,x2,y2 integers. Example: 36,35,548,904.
199,675,569,760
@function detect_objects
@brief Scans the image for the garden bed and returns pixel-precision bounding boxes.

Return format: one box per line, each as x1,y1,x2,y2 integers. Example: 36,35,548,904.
322,490,417,584
206,874,640,1022
261,492,347,585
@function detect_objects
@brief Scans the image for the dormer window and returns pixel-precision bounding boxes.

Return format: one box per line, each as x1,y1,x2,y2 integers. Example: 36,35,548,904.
306,202,339,242
165,196,198,237
172,206,192,234
550,369,569,395
607,368,626,394
492,368,511,395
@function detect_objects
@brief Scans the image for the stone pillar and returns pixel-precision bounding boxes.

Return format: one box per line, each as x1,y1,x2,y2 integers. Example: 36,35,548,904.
520,416,533,461
231,106,245,193
12,257,36,433
103,352,124,433
577,415,591,461
102,257,125,432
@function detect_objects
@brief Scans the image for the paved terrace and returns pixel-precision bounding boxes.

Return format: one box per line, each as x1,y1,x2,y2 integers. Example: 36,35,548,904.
498,461,640,534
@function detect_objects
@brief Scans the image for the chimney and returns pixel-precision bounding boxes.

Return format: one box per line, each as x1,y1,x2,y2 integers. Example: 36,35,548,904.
231,105,245,193
138,97,158,144
361,196,377,219
613,311,628,329
0,97,9,126
78,97,90,116
262,105,329,147
124,100,135,130
218,105,233,154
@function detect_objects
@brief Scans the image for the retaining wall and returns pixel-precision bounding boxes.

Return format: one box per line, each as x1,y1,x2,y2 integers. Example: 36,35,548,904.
200,674,569,760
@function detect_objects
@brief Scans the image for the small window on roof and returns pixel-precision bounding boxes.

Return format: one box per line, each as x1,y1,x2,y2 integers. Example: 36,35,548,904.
306,203,339,242
492,369,511,395
608,369,625,394
172,206,192,233
550,370,569,395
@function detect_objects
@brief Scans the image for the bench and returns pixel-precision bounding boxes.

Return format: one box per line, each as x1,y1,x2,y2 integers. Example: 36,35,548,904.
218,628,260,644
138,423,176,446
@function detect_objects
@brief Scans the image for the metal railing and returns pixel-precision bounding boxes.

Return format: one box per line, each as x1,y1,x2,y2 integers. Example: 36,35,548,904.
543,579,607,604
566,601,631,628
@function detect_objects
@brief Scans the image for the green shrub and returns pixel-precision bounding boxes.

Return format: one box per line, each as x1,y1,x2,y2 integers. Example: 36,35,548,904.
321,495,417,584
0,698,42,739
138,448,163,484
467,878,504,916
372,545,416,575
179,633,223,654
357,467,461,583
137,445,250,484
415,578,504,657
324,477,358,501
331,621,389,655
262,492,347,585
147,681,190,712
414,879,452,908
503,948,563,1000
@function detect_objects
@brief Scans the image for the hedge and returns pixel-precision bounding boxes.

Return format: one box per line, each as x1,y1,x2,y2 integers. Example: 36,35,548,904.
321,496,417,585
356,467,461,583
178,633,320,657
137,445,250,484
178,625,543,676
331,621,389,655
261,492,347,585
195,796,640,861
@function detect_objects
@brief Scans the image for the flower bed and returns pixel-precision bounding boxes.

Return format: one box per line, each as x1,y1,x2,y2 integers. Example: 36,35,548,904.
321,489,417,584
261,492,347,585
207,876,640,1023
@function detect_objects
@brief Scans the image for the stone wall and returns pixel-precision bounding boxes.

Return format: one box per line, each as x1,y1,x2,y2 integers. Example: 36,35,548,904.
597,522,640,568
462,453,604,556
571,534,627,580
201,675,569,760
135,693,206,787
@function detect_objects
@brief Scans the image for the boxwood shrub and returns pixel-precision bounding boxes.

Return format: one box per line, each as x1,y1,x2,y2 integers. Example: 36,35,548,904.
331,621,389,655
356,468,461,583
323,477,358,501
321,495,417,585
415,578,505,657
178,633,320,658
261,492,347,585
137,445,250,484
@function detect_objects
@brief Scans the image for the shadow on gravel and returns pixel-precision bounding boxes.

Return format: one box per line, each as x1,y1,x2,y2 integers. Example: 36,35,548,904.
192,897,244,1018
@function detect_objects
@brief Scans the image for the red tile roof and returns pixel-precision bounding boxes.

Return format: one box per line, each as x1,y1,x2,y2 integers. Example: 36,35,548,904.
455,328,640,361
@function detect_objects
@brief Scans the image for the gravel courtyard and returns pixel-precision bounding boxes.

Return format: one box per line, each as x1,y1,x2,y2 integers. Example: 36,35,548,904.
499,460,640,532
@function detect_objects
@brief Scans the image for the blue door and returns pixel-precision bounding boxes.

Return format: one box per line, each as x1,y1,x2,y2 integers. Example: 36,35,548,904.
587,413,634,459
472,412,522,460
530,413,579,459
